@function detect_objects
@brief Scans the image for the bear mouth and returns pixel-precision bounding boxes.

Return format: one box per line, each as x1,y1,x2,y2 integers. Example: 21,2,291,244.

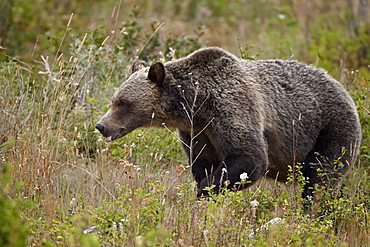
105,129,123,142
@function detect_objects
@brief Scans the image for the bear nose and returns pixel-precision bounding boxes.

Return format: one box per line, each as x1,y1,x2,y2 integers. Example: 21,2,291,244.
95,123,105,133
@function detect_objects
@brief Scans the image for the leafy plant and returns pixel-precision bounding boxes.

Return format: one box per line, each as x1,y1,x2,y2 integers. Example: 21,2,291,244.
0,1,369,246
0,163,28,247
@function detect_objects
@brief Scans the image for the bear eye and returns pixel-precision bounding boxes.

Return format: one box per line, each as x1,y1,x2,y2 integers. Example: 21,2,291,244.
113,99,130,107
112,99,132,117
118,99,128,106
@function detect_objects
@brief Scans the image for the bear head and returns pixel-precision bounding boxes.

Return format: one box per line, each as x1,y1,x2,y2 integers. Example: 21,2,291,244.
95,60,168,142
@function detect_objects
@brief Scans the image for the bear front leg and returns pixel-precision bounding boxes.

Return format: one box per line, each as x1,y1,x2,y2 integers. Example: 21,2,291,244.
178,130,223,187
197,153,267,197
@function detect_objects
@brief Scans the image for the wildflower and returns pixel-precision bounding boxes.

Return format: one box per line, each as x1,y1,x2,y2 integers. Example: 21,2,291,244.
240,172,249,181
250,200,259,208
223,180,230,187
278,14,286,20
83,226,100,235
120,161,133,167
248,217,283,238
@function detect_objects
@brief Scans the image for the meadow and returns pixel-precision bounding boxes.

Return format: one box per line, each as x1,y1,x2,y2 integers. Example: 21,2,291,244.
0,0,369,246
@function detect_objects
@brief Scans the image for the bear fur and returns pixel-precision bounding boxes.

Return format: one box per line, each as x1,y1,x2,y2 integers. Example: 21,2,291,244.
96,47,361,199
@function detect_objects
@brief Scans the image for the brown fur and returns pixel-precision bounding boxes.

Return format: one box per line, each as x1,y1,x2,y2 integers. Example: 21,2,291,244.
96,47,361,198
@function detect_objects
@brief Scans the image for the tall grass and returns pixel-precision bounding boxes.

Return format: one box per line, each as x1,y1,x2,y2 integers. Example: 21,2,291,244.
0,0,369,246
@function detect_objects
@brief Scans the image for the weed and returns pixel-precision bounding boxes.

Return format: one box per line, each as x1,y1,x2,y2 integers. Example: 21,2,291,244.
0,1,369,246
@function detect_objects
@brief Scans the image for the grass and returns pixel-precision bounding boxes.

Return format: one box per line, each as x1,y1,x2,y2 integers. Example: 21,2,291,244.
0,0,369,246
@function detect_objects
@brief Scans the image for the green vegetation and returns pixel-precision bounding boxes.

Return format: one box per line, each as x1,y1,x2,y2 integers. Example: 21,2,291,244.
0,0,369,245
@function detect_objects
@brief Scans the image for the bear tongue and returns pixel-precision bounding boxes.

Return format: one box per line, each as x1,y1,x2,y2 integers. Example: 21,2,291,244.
106,136,112,142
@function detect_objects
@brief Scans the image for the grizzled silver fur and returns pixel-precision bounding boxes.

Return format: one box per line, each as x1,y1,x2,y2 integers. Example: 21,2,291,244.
96,47,361,198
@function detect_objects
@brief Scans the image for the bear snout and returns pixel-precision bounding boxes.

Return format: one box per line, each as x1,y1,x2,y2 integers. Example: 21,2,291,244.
95,123,121,142
95,123,105,134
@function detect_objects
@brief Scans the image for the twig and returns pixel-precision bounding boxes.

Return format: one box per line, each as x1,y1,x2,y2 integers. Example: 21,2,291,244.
137,21,165,57
361,105,370,115
51,13,74,72
69,163,118,201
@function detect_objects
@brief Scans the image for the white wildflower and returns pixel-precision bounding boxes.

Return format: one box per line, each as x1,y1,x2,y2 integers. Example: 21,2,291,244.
83,226,100,235
240,172,249,181
265,217,283,226
249,217,283,238
250,200,259,208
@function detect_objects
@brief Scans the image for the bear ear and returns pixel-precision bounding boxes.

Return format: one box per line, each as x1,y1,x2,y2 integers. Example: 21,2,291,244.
131,60,147,74
148,62,166,86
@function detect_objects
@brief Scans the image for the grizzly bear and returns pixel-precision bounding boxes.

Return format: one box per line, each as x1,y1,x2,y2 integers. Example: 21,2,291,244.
95,47,361,199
